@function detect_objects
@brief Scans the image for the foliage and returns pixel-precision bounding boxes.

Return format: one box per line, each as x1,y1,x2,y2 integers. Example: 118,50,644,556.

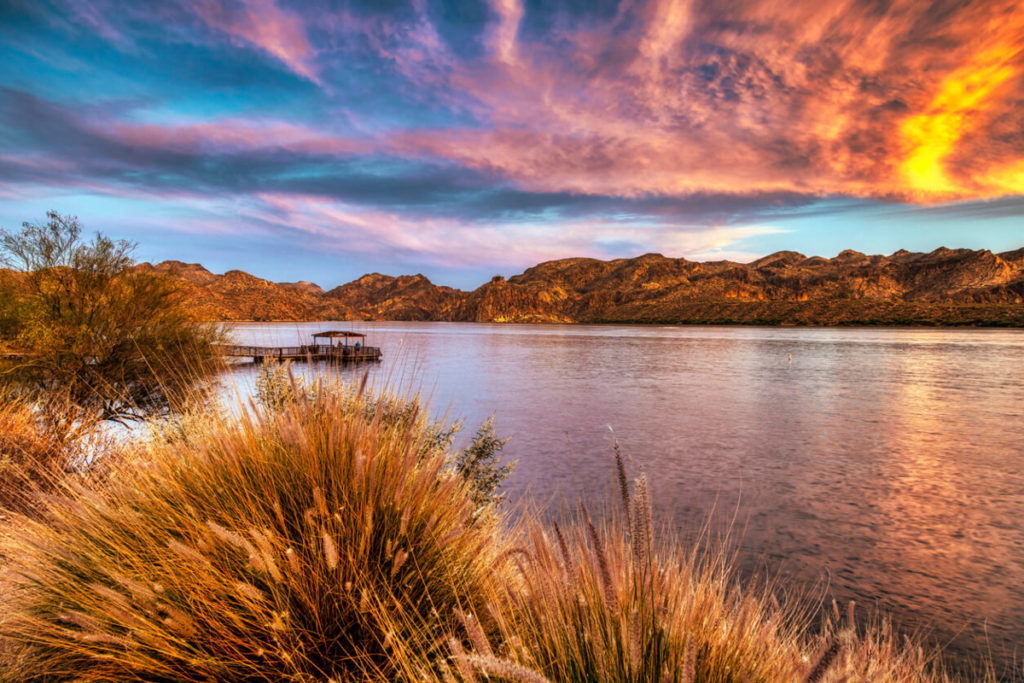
453,416,514,509
0,211,223,423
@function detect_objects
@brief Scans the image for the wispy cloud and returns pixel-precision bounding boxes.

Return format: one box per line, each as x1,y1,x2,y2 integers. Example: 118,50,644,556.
0,0,1021,282
189,0,321,84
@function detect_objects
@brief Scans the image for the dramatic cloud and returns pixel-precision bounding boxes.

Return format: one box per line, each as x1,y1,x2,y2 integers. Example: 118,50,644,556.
0,0,1021,285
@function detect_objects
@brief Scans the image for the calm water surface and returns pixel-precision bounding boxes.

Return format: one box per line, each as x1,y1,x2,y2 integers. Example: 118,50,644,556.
227,322,1024,672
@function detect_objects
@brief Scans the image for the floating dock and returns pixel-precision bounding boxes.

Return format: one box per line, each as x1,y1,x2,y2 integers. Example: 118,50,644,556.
217,331,382,363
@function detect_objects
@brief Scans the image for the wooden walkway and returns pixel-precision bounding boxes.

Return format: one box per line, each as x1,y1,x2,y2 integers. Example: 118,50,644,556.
216,344,382,363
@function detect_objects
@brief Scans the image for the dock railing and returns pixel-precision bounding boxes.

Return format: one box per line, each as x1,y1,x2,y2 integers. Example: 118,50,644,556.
216,344,381,361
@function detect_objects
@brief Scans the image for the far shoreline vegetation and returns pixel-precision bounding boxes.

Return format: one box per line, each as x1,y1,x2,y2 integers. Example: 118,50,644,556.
220,313,1024,327
0,213,1018,681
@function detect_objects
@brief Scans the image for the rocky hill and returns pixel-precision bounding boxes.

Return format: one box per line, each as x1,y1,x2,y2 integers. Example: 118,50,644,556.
137,247,1024,326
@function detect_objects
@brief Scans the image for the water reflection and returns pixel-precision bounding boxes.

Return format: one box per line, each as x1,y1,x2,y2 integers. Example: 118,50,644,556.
226,322,1024,672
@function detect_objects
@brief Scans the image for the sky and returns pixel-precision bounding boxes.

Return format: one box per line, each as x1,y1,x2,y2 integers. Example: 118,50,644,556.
0,0,1022,289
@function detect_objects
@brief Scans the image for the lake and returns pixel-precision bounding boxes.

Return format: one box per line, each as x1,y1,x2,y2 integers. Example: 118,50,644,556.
226,321,1024,673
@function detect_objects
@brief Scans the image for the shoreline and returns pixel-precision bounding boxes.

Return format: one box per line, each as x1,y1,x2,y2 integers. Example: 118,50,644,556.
213,317,1024,328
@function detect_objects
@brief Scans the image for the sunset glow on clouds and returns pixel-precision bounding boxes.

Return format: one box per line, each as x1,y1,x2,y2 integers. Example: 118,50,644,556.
0,0,1022,286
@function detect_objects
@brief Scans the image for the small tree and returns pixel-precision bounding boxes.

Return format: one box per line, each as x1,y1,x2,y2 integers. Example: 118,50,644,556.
0,211,223,423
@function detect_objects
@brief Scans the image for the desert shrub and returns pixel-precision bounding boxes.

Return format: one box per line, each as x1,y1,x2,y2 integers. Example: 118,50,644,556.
0,211,224,423
453,416,513,510
0,380,512,681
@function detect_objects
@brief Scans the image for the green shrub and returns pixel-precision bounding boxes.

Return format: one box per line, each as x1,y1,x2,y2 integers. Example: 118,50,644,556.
453,416,513,509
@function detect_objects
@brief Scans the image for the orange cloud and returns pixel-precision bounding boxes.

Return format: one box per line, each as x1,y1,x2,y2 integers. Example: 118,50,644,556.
68,0,1024,206
901,44,1020,198
382,0,1024,204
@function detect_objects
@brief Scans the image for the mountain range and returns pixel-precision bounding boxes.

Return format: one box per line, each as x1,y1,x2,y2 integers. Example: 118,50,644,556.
135,247,1024,326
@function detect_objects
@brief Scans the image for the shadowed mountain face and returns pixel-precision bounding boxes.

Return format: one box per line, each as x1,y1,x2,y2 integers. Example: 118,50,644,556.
134,248,1024,325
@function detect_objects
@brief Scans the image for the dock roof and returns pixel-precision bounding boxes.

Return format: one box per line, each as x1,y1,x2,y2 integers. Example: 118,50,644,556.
312,330,366,338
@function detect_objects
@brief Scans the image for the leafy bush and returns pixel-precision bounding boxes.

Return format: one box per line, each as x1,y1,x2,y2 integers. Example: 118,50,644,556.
453,416,513,509
0,211,223,423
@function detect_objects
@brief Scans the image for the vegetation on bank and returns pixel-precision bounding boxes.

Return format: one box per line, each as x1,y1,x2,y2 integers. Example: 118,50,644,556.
0,212,222,424
594,299,1024,327
0,372,1001,682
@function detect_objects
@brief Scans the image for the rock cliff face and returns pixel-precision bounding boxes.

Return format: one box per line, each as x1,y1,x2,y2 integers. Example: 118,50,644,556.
136,247,1024,325
135,261,324,321
322,273,461,321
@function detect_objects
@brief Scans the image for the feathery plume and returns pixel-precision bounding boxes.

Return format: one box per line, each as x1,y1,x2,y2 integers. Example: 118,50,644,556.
448,636,479,683
464,654,552,683
321,526,338,570
455,608,493,657
582,504,616,610
804,638,841,683
613,441,632,527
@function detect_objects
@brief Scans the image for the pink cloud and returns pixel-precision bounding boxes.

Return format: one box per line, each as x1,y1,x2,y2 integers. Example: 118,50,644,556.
190,0,320,84
486,0,524,65
246,193,785,270
105,119,373,156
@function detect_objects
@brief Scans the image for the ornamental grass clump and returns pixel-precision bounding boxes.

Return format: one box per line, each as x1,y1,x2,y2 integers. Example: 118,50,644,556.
0,378,511,681
0,372,994,682
455,483,811,681
0,397,64,516
449,448,968,683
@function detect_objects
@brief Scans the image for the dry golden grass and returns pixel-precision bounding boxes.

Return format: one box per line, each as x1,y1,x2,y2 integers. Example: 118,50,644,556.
0,376,1007,681
0,393,96,517
462,504,973,683
0,379,509,681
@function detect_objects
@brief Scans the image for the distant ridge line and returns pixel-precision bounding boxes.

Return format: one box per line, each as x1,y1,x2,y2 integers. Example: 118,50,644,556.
125,247,1024,326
